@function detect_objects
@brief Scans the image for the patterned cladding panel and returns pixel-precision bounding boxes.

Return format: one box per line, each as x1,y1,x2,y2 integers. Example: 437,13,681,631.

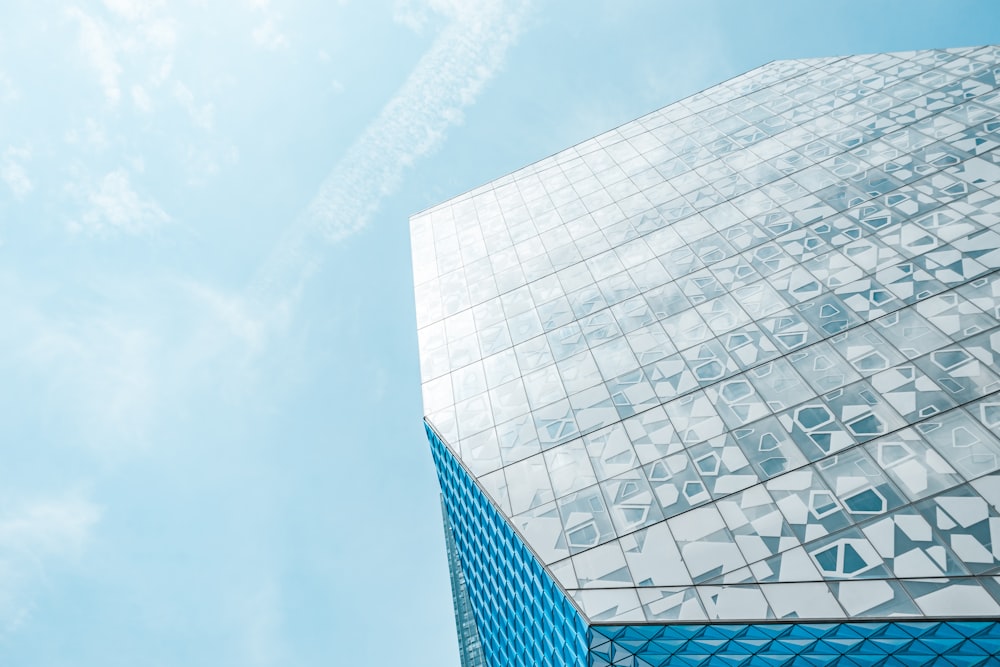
430,423,588,667
432,423,1000,665
442,496,489,667
589,621,1000,666
419,44,1000,666
415,45,1000,626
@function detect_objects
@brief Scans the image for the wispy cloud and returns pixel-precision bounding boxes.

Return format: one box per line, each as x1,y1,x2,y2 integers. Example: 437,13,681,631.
252,0,534,301
239,580,287,666
0,496,101,559
24,308,158,446
70,168,170,236
173,81,214,130
252,17,289,51
64,118,110,151
0,268,274,461
392,0,432,33
67,7,122,105
249,0,289,51
0,71,19,104
0,494,101,637
181,143,240,186
101,0,161,22
391,0,493,33
131,83,153,112
184,280,275,355
67,2,178,109
1,146,33,199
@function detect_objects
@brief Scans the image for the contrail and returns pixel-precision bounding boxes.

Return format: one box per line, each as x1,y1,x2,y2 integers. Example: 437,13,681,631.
250,0,534,308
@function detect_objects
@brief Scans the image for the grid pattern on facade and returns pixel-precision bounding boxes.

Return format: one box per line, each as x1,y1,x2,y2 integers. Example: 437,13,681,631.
414,45,1000,626
590,621,1000,666
442,497,489,667
435,421,1000,667
431,423,588,667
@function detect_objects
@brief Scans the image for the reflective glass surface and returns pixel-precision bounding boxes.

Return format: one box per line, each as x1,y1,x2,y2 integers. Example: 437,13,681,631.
417,44,1000,664
442,497,488,667
432,424,588,667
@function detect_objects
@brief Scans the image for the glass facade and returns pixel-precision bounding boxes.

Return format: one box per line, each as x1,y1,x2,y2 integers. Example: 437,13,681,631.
413,46,1000,665
442,496,488,667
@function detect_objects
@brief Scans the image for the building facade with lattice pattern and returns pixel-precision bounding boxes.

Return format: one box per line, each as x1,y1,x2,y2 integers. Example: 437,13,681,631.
413,46,1000,666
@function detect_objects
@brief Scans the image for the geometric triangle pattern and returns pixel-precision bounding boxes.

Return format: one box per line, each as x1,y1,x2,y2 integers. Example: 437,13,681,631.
590,621,1000,666
431,422,588,667
434,420,1000,666
415,44,1000,665
441,496,489,667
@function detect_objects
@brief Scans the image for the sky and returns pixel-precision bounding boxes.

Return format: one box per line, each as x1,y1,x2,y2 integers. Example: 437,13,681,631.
1,1,1000,666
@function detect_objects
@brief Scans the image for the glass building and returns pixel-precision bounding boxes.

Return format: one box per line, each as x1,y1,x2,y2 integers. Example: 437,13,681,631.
442,497,488,667
411,46,1000,666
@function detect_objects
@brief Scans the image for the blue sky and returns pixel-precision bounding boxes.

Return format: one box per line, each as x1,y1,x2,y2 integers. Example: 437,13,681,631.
1,1,1000,665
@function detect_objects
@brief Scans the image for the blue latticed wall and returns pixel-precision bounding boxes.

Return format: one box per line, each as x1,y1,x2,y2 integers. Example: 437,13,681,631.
415,44,1000,667
433,417,1000,666
590,621,1000,666
430,422,588,667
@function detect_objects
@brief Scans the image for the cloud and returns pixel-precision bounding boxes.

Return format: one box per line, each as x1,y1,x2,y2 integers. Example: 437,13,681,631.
70,169,170,236
0,71,18,103
252,0,534,301
0,494,101,637
101,0,177,49
67,3,178,110
392,1,430,32
184,280,275,355
131,84,152,112
239,581,287,666
64,118,109,151
141,17,178,50
249,0,289,51
67,7,122,105
101,0,161,22
24,310,158,446
1,146,32,199
0,496,101,559
181,143,240,186
0,266,279,464
392,0,486,32
252,16,289,51
173,81,214,130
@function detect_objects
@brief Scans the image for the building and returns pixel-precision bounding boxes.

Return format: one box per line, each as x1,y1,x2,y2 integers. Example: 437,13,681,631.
442,497,488,667
412,46,1000,666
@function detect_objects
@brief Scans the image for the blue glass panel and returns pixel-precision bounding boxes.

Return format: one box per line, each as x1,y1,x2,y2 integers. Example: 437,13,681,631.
592,621,1000,665
419,44,1000,667
429,422,588,667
